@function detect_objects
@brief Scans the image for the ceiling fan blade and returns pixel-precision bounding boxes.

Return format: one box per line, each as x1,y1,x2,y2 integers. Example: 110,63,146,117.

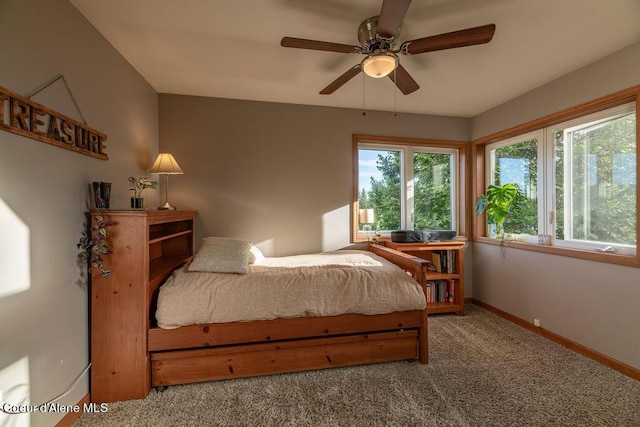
377,0,412,39
281,37,360,54
388,64,419,95
320,64,362,94
401,24,496,55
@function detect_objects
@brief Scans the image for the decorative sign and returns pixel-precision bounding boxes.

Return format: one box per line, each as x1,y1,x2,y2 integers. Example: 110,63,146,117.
0,85,108,160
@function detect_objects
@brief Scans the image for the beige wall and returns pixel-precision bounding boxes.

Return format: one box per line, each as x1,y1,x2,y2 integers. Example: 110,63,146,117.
472,42,640,140
159,95,470,257
471,42,640,369
3,4,636,424
0,1,159,425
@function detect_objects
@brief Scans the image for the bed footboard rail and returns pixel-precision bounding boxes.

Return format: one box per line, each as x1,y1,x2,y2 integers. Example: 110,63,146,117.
368,243,431,288
369,243,430,364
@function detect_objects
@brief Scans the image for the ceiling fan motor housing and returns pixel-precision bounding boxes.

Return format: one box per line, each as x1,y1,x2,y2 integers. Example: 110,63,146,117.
358,16,397,53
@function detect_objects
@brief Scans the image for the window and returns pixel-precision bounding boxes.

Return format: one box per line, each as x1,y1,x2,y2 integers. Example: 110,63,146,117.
478,98,637,261
358,147,403,233
413,150,456,230
486,132,541,240
353,135,467,241
552,104,636,253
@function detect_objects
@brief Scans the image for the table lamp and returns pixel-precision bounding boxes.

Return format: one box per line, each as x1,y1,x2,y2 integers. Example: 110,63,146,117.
359,208,375,239
149,153,184,210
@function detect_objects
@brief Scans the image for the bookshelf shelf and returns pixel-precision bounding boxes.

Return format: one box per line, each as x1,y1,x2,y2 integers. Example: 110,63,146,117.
383,240,465,316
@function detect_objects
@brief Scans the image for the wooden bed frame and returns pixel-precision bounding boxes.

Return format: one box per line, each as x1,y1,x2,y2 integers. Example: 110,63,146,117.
147,244,431,389
90,210,432,404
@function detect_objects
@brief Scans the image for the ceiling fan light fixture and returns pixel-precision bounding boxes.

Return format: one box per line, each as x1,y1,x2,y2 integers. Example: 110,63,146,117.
362,53,397,78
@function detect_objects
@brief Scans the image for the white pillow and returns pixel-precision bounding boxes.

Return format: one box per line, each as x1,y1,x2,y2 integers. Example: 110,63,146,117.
248,245,265,264
189,237,252,274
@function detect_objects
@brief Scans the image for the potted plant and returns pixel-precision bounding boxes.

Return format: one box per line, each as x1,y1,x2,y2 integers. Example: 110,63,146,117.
475,183,519,239
77,215,113,279
128,176,158,209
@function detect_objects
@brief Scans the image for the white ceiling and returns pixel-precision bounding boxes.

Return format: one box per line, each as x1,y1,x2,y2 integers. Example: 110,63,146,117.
70,0,640,117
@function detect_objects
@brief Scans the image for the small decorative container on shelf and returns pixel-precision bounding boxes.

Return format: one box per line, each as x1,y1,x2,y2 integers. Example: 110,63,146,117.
130,197,144,209
91,182,111,209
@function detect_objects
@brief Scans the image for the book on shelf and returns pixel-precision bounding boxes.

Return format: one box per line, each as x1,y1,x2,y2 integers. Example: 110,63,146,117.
430,250,457,274
431,252,442,272
446,279,455,303
425,279,456,303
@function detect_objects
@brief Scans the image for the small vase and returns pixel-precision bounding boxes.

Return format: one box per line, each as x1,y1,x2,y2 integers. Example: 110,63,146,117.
131,197,144,209
93,182,111,209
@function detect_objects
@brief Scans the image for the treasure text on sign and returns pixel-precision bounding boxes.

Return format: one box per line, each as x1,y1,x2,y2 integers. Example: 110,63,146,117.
0,86,108,160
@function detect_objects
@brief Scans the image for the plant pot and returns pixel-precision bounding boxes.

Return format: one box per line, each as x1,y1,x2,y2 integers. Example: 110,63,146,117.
131,197,144,209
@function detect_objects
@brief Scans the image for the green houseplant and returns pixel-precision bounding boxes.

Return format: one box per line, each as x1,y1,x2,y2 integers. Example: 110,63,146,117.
475,183,519,239
77,215,113,279
128,176,158,209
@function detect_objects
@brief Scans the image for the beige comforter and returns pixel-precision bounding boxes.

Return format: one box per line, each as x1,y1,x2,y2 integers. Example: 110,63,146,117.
156,250,426,329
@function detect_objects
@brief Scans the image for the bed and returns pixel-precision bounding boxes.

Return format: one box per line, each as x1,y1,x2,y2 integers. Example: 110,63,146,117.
147,239,431,388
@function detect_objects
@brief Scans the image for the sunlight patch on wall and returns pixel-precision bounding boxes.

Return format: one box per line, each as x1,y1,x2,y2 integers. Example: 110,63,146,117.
0,198,31,298
322,205,349,252
0,356,31,427
254,239,274,257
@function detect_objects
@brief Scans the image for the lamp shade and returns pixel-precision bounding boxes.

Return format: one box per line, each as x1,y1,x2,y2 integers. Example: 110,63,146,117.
149,153,184,175
362,53,397,78
359,208,375,224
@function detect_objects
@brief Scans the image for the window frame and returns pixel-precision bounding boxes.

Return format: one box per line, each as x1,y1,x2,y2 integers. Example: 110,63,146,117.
549,102,636,255
473,85,640,267
352,134,469,243
485,130,544,244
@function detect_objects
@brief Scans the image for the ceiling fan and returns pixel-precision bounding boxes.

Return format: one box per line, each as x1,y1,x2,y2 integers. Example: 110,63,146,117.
281,0,495,95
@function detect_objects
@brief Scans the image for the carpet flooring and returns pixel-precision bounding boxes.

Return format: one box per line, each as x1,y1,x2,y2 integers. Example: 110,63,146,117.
74,305,640,426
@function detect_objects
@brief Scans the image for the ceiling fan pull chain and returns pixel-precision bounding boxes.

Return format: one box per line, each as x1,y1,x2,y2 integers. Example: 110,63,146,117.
393,67,397,117
362,72,367,116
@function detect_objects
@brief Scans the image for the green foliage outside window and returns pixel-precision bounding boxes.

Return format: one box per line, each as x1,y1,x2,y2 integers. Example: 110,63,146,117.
486,110,635,246
413,152,452,230
359,109,635,246
556,113,636,245
367,151,402,231
360,150,453,232
491,139,538,236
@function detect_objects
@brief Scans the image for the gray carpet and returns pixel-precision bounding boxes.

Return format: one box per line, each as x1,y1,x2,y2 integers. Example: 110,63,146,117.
74,305,640,426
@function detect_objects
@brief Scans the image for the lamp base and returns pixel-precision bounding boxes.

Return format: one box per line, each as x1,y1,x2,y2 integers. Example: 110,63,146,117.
158,202,177,210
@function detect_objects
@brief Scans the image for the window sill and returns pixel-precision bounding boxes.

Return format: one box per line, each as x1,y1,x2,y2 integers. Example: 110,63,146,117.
474,236,640,268
354,235,469,244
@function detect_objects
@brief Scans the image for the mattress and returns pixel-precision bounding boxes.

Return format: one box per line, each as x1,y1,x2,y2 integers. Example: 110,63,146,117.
155,250,426,329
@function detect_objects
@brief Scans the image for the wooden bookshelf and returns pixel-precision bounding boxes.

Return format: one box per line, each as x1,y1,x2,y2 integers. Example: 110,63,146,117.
384,240,465,315
89,209,196,403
